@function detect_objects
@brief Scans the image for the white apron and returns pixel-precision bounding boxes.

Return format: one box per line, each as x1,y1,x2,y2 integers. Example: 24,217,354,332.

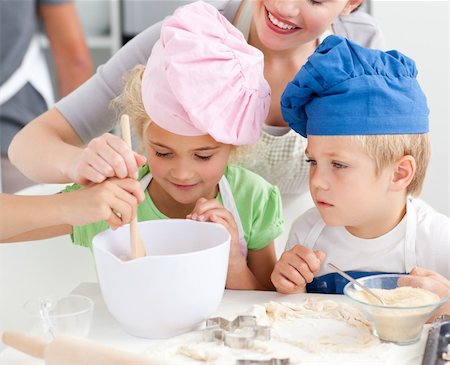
303,198,418,293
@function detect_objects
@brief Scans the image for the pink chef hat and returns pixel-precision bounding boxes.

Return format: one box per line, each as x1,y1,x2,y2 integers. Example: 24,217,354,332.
141,0,270,145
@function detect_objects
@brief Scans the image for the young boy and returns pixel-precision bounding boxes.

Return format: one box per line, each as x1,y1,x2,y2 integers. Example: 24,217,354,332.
271,35,450,295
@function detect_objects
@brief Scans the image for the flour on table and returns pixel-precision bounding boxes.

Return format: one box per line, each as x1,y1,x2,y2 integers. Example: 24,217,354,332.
144,297,386,364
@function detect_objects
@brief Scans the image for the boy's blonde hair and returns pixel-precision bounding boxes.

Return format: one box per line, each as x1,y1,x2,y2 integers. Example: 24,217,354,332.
111,65,149,154
351,134,431,197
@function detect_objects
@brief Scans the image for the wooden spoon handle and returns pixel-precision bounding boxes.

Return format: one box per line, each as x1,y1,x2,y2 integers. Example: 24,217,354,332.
120,115,147,259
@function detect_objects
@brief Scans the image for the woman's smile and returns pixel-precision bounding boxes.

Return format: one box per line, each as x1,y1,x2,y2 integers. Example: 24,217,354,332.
265,7,300,34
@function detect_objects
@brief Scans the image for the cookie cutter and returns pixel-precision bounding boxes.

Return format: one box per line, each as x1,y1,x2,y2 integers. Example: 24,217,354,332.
203,315,271,349
237,359,290,365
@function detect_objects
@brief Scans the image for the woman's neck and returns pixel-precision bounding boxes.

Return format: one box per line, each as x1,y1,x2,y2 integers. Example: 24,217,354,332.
248,21,317,127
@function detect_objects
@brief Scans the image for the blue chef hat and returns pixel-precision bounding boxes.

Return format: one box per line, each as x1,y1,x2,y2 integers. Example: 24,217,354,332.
281,35,429,137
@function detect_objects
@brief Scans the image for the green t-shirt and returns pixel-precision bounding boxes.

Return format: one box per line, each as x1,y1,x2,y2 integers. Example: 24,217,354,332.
65,165,283,251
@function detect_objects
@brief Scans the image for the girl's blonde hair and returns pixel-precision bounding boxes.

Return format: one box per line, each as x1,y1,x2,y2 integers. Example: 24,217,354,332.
111,65,150,154
351,134,431,197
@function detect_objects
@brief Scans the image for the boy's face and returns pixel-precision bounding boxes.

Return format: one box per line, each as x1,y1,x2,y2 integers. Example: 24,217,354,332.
144,122,232,209
306,136,394,236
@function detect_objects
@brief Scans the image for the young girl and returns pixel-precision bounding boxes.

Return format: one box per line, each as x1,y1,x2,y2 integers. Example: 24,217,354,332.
6,2,283,291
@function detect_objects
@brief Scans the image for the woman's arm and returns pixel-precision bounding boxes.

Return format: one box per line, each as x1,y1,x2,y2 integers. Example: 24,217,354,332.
0,178,144,242
0,193,74,242
8,21,161,184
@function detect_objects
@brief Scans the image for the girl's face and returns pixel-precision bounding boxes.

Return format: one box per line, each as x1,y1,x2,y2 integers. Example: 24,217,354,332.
251,0,360,51
144,123,232,212
306,136,395,238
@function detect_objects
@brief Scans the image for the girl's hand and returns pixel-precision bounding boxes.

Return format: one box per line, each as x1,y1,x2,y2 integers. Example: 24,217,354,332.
271,245,326,294
61,178,145,229
68,133,146,185
187,197,242,263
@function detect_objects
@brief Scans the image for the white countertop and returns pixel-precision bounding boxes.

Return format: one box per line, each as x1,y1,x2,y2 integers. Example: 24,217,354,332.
1,282,428,365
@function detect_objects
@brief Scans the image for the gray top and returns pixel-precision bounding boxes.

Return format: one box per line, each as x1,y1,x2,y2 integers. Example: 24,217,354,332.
0,0,70,155
56,0,385,144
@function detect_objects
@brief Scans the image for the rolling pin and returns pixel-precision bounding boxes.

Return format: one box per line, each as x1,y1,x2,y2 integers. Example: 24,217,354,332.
2,330,164,365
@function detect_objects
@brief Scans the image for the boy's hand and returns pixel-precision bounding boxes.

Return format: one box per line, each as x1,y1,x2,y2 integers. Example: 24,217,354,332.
187,197,242,262
62,178,145,229
68,133,146,185
271,245,326,294
399,267,450,322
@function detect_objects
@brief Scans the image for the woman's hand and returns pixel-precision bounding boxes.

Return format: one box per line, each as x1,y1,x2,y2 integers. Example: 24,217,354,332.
271,244,326,294
69,133,146,185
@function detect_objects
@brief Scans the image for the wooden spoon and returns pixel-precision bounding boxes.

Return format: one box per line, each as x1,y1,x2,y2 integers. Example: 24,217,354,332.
120,114,147,259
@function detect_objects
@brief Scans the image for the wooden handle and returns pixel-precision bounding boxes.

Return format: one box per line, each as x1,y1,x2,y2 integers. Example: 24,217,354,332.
46,335,161,365
120,114,147,259
120,114,132,148
3,331,165,365
2,330,47,359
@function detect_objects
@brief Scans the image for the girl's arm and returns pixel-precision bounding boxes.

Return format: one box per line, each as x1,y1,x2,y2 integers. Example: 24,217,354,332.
247,243,277,290
0,178,144,242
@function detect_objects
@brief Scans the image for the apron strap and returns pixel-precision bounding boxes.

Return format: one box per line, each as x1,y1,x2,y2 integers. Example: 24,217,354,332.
219,175,247,257
404,197,417,272
139,173,152,191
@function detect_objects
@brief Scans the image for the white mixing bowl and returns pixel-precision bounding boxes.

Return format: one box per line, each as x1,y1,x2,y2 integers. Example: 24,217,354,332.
92,219,230,339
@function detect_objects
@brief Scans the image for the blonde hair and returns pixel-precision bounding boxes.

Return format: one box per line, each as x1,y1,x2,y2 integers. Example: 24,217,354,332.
351,134,431,197
111,65,150,154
